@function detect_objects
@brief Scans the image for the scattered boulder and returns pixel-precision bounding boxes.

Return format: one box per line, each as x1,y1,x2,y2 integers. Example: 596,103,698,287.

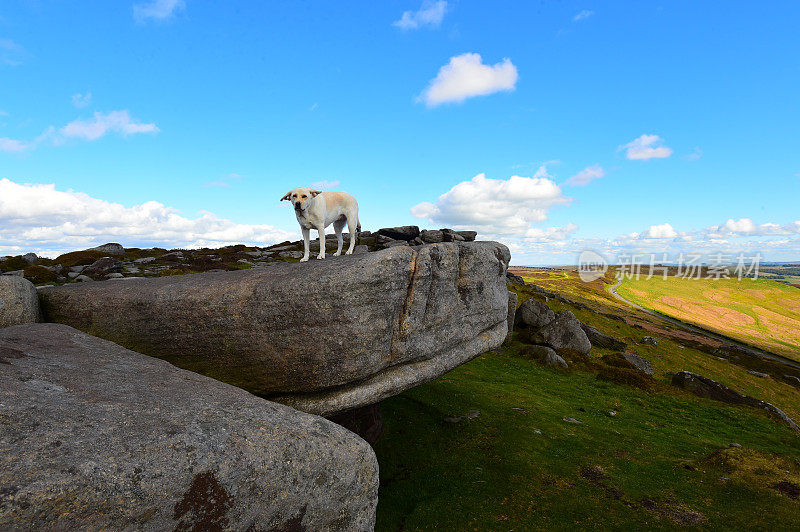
419,229,444,243
39,241,511,416
671,371,800,433
90,242,125,256
506,271,526,286
376,225,420,241
21,253,38,265
747,370,770,378
81,257,124,279
0,277,42,328
640,336,659,346
0,323,378,531
603,352,654,376
529,311,592,357
456,231,477,242
520,344,568,369
580,323,627,351
516,298,555,329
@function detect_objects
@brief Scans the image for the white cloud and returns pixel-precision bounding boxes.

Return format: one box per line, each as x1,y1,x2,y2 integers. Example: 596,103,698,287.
393,1,448,30
621,134,673,160
0,137,32,153
0,178,295,257
0,38,26,66
420,53,518,107
203,173,243,189
133,0,185,23
564,164,605,186
309,180,340,190
686,146,703,161
71,92,92,108
0,110,158,154
573,10,594,22
524,223,579,241
59,110,159,140
411,169,570,236
710,218,800,237
643,222,678,239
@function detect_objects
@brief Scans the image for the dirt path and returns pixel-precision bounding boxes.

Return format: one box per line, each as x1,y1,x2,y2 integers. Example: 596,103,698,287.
609,278,800,371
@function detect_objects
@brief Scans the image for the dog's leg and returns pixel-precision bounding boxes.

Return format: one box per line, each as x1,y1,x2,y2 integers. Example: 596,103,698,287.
333,217,346,256
300,227,310,262
317,226,326,260
345,213,359,255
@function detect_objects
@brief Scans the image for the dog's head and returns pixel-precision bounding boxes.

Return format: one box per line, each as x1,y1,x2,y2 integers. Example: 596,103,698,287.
280,187,322,213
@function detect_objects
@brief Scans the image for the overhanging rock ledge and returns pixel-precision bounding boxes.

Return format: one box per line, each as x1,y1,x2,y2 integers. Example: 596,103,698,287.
39,240,511,415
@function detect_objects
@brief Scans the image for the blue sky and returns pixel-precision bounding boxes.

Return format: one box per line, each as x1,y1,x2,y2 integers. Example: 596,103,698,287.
1,1,799,264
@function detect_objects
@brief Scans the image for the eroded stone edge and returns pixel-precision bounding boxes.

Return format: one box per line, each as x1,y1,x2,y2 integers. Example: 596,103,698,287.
268,319,508,416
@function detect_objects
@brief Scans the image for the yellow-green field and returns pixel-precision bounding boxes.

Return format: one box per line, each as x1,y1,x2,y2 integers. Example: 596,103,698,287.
617,276,800,361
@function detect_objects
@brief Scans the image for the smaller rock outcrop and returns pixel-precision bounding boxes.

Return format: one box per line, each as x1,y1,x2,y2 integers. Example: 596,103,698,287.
672,371,799,433
581,324,627,351
0,277,41,328
90,242,126,256
520,344,568,368
640,336,659,346
516,297,555,329
603,352,654,376
529,311,592,358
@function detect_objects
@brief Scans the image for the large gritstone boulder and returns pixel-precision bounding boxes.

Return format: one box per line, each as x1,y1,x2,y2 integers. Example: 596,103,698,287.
39,241,511,416
0,323,378,531
0,276,41,328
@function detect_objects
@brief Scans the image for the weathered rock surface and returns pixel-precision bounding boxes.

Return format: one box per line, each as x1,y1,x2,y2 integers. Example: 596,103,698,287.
520,344,568,368
0,323,378,531
39,241,510,415
516,297,555,329
0,277,41,328
581,323,628,351
506,291,518,339
529,311,592,357
622,352,654,375
672,371,800,433
640,336,659,346
376,225,420,241
90,242,126,255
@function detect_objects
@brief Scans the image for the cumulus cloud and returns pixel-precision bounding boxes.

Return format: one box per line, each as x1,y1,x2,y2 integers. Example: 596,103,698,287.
410,169,570,236
0,137,32,153
71,92,92,108
133,0,185,23
643,222,678,239
573,10,594,22
564,164,605,187
420,53,518,107
393,1,448,30
0,110,158,154
309,179,340,190
710,218,800,237
0,178,295,257
621,134,673,160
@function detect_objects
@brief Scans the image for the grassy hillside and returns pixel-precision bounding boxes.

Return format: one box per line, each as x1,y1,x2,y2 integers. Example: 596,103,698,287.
374,271,800,529
617,276,800,361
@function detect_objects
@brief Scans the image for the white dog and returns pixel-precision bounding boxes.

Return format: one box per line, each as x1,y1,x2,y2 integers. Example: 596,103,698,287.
281,186,360,262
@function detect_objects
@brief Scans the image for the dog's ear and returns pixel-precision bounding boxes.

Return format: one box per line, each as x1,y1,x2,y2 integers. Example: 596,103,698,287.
309,189,322,197
280,190,293,201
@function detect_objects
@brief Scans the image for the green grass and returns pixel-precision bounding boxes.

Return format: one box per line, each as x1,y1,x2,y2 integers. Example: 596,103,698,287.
374,344,800,530
617,276,800,361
